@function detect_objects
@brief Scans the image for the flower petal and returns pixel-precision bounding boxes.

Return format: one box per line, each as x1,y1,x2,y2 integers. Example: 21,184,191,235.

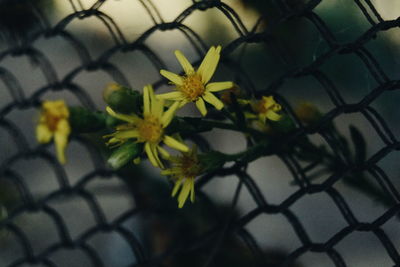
178,179,192,208
133,157,141,164
261,96,276,109
106,106,139,123
36,123,53,144
57,119,71,136
105,137,123,146
160,70,183,86
163,135,189,152
265,110,282,121
206,81,234,92
157,145,171,159
143,85,151,115
171,177,183,197
197,46,221,84
190,178,195,203
197,46,215,78
113,130,139,140
195,98,207,116
54,119,71,164
145,142,161,168
202,91,224,110
146,85,164,118
152,144,164,168
153,98,164,119
175,50,194,75
244,112,257,119
161,101,180,126
157,91,184,101
259,114,267,124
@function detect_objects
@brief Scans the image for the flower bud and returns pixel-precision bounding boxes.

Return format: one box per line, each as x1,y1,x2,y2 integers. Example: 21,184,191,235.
103,83,142,114
107,141,143,169
69,106,108,133
295,102,322,125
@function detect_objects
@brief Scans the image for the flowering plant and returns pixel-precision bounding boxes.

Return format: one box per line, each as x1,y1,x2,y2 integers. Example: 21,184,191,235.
34,45,387,210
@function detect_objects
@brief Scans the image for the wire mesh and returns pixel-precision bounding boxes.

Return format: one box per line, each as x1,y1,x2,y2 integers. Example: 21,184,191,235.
0,0,399,266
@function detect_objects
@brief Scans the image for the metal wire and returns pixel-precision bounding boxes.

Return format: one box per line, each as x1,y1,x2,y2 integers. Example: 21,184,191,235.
0,0,399,266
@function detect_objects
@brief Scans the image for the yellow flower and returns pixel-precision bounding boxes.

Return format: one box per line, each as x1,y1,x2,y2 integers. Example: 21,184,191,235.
250,96,282,123
157,46,234,116
105,85,189,169
161,146,202,208
36,100,71,164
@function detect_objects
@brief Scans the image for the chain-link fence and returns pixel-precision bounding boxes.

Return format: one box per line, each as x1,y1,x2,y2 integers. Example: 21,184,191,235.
0,0,399,266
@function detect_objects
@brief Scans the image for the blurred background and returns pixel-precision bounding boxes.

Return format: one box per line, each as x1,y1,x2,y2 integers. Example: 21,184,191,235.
0,0,399,266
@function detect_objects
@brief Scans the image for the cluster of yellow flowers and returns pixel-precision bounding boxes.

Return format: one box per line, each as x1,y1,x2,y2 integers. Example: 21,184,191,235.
36,46,283,208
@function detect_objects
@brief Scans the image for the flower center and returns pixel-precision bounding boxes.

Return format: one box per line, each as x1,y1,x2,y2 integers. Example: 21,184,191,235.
179,74,205,102
42,101,69,132
44,112,64,131
179,155,202,178
137,115,163,143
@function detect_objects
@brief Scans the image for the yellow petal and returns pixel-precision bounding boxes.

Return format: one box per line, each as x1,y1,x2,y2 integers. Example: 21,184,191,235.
238,99,250,105
43,100,69,118
172,177,183,197
113,130,139,140
153,99,164,119
197,46,215,79
266,110,282,121
178,179,192,208
197,46,221,84
106,106,139,123
244,112,257,119
161,169,173,175
161,101,180,126
206,81,233,92
262,96,276,109
160,70,183,86
143,85,151,115
105,137,123,146
175,50,194,75
156,91,185,100
259,114,267,124
190,178,195,203
156,91,184,101
36,123,53,144
145,142,160,168
163,135,189,152
152,144,164,169
57,119,71,136
157,146,171,159
54,120,70,164
146,85,163,118
202,91,224,110
195,98,207,116
273,104,282,112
